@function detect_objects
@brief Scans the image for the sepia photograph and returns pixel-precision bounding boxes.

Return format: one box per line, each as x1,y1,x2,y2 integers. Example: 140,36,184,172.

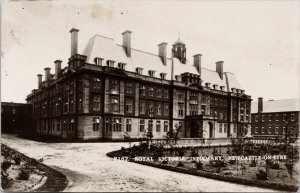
1,0,299,192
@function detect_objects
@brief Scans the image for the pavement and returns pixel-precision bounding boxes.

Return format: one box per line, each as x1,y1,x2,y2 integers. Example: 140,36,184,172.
1,134,281,192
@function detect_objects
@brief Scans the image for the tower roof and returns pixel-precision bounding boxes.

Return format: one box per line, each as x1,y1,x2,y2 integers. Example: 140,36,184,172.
173,37,185,45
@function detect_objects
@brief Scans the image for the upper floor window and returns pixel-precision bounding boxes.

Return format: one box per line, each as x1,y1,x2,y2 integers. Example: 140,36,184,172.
136,67,143,75
111,80,119,92
190,92,198,101
275,126,279,134
157,88,162,98
149,87,154,97
164,89,169,99
178,103,184,117
148,102,154,115
255,127,258,134
106,60,115,67
262,115,265,122
177,90,184,100
190,104,198,115
201,105,206,115
110,97,119,112
93,77,101,89
283,114,287,121
125,98,133,113
291,114,295,121
94,57,103,66
156,103,162,116
148,70,155,77
140,85,146,96
164,103,169,116
118,62,126,70
160,73,167,80
255,115,258,122
268,114,272,122
139,100,146,114
275,114,279,121
126,82,133,94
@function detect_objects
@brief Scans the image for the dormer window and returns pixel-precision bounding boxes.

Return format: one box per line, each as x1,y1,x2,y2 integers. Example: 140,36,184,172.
231,88,236,93
175,75,182,82
160,73,167,80
241,90,245,94
236,89,240,94
118,62,126,70
94,57,103,66
220,86,225,91
106,60,115,67
136,67,143,75
213,84,219,90
148,70,156,77
205,83,211,88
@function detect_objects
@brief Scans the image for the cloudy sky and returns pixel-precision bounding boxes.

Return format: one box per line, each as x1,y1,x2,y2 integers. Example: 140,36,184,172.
1,0,300,103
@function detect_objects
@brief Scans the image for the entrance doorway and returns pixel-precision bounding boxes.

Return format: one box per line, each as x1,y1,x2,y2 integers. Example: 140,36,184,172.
190,121,199,138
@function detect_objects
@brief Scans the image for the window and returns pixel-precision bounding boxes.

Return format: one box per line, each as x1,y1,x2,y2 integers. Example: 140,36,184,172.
255,127,258,134
178,103,184,117
177,90,184,100
12,108,16,114
126,82,133,94
190,92,198,101
93,95,101,111
110,97,119,112
148,120,153,131
126,119,132,132
275,126,279,134
105,118,112,132
93,77,101,89
148,70,155,77
57,121,60,131
125,98,133,113
275,114,279,121
111,80,119,92
283,114,287,121
112,118,121,132
70,98,74,112
63,100,68,113
106,60,115,67
69,118,75,131
291,114,295,121
233,124,237,133
219,124,222,133
140,85,146,96
118,62,126,70
164,121,168,132
157,88,162,98
149,87,154,97
178,121,183,130
140,120,145,132
93,117,100,131
268,126,272,134
262,115,265,122
148,102,154,114
224,124,227,133
160,73,166,80
164,103,169,116
190,105,197,115
156,121,161,132
262,127,265,133
268,115,272,122
283,126,286,134
136,67,143,75
78,95,83,112
139,100,146,114
201,105,206,115
164,89,169,99
201,96,206,103
94,57,103,66
156,103,162,116
255,115,258,122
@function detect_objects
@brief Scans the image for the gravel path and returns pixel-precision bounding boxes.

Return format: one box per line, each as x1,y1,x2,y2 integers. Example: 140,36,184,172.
1,134,281,192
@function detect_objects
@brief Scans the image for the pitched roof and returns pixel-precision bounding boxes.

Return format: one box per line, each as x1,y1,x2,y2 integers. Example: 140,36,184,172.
81,34,243,92
251,98,300,113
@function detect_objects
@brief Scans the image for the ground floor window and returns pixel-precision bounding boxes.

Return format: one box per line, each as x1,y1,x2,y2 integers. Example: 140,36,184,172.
105,118,112,132
219,124,222,133
69,118,75,131
156,121,161,132
163,121,168,132
93,117,100,131
140,119,145,132
113,118,122,132
126,119,132,132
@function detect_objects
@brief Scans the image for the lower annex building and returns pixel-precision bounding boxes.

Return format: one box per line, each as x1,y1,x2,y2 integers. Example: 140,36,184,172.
26,28,252,140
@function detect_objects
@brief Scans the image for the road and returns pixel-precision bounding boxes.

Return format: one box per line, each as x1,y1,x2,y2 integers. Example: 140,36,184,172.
1,134,280,192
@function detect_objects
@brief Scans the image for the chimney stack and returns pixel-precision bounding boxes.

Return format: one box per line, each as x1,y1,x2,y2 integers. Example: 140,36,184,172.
216,61,224,79
54,60,62,79
158,42,168,65
37,74,43,88
70,28,79,56
258,97,263,113
122,30,132,57
193,54,202,74
44,67,51,81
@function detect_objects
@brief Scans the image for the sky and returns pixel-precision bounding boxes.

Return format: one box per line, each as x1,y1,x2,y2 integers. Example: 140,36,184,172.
1,0,300,103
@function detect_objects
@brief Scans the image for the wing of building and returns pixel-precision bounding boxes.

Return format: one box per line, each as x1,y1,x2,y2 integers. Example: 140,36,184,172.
251,98,299,138
26,28,251,140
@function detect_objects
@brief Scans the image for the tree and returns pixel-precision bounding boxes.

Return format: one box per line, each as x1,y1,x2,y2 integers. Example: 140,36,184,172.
123,132,131,148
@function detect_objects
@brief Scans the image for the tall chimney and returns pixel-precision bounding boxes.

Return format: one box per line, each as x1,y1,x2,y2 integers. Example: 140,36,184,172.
158,42,167,65
258,97,263,113
44,67,51,81
216,61,224,79
193,54,202,74
122,30,132,57
54,60,62,79
70,28,79,56
37,74,43,88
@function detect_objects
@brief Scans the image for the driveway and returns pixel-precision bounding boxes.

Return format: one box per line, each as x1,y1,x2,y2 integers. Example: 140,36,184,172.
1,134,280,192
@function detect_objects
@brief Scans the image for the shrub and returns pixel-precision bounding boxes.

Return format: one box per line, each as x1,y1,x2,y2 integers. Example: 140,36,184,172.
162,160,168,165
178,149,185,157
1,170,12,189
1,161,11,172
190,148,199,157
14,156,22,165
256,170,267,180
271,163,280,170
195,161,203,170
224,171,232,175
177,162,184,167
228,160,236,165
17,169,30,180
250,160,257,167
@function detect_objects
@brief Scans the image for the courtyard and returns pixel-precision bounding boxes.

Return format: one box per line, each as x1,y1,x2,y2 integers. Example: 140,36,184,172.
1,134,282,192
